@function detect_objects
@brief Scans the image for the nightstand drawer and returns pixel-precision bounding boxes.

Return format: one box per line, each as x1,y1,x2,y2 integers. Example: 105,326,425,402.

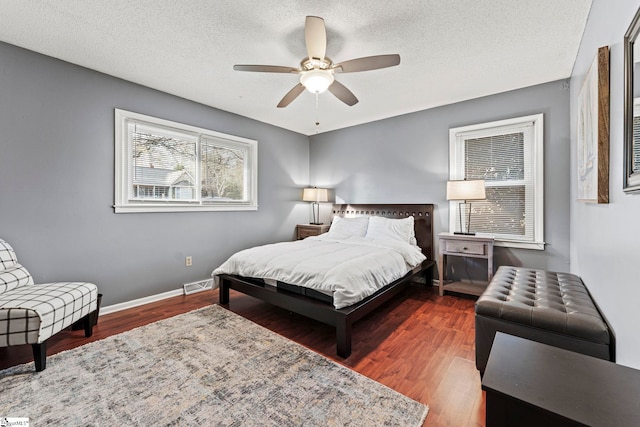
296,224,330,240
445,240,486,255
298,227,319,239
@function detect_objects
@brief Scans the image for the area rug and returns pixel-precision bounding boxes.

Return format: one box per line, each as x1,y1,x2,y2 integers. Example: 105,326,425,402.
0,304,428,426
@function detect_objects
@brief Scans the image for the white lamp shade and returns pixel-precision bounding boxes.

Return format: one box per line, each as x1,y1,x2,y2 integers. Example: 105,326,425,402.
302,187,329,202
300,70,334,94
446,180,486,201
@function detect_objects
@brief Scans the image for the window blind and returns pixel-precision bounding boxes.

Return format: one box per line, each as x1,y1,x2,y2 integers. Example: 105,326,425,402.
460,132,533,240
633,116,640,173
200,135,247,202
129,122,197,202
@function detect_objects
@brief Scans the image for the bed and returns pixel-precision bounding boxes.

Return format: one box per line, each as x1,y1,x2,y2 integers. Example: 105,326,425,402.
214,203,435,358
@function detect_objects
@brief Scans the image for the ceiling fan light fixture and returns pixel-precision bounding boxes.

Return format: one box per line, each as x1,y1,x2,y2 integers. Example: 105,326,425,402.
300,69,334,94
233,16,399,108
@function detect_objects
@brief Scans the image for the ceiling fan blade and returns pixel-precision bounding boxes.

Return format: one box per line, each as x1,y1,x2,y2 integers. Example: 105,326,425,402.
328,80,358,106
305,16,326,60
277,83,306,108
334,54,401,73
234,65,299,73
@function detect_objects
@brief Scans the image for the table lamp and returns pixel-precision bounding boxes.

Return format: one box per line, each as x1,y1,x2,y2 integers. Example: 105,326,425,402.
446,179,486,235
302,187,328,225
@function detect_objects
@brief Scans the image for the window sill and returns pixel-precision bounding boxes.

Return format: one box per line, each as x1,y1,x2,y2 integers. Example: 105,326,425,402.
113,204,258,213
494,239,545,251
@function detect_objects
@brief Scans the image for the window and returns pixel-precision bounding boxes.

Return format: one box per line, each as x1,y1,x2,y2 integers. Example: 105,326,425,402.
114,109,257,213
449,114,544,250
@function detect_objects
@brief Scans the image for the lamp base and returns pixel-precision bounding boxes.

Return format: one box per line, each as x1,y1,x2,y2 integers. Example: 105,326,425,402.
310,222,324,225
454,231,476,236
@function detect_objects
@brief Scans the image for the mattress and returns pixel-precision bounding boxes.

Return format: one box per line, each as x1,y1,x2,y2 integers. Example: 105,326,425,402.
212,235,426,309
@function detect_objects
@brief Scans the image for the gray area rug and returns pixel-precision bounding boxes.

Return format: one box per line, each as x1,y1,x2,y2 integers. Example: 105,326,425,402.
1,305,428,426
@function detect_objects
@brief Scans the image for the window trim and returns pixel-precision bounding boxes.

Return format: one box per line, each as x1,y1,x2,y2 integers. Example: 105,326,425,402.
448,114,545,250
114,109,258,213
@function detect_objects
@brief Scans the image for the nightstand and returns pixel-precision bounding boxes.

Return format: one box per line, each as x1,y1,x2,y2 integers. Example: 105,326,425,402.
438,232,494,297
296,224,330,240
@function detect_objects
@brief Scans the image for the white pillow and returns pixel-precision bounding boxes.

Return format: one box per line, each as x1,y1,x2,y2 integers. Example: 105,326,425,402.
328,215,369,238
365,216,416,244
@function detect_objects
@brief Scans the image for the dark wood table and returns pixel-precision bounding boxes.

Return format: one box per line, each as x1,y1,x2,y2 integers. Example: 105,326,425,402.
482,332,640,427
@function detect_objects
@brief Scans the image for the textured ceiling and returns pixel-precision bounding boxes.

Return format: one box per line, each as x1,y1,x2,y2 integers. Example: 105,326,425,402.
0,0,592,136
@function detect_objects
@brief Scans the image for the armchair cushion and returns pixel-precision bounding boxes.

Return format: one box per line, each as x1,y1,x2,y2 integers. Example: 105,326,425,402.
0,282,97,346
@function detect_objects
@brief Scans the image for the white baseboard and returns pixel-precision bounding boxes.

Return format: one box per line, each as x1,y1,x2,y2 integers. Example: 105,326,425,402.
100,288,184,316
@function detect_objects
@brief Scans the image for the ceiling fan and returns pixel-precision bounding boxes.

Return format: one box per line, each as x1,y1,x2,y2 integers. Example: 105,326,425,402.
233,16,401,108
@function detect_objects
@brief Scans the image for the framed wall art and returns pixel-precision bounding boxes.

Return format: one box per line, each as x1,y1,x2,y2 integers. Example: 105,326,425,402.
577,46,610,203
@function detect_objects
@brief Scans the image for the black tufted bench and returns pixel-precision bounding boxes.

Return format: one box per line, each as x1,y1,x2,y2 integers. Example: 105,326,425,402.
475,266,615,374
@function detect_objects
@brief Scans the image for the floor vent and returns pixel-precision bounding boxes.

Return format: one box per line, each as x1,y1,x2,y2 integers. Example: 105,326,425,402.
183,279,213,295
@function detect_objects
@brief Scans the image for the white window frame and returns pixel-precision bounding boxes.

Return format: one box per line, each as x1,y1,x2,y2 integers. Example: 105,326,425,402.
449,114,544,250
114,109,258,213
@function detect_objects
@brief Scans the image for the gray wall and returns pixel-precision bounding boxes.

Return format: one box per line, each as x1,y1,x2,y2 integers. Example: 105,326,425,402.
570,1,640,369
0,41,310,306
309,80,571,277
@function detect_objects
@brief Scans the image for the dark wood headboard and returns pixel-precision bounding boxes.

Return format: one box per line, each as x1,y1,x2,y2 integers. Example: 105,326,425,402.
331,204,435,261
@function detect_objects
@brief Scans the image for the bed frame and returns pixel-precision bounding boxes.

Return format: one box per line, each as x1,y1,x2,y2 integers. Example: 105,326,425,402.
218,203,435,358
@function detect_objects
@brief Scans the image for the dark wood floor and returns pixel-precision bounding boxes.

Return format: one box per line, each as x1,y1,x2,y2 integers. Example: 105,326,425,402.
0,284,485,427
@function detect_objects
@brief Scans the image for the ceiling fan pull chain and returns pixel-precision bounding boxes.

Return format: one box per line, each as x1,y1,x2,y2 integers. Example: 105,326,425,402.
315,93,320,134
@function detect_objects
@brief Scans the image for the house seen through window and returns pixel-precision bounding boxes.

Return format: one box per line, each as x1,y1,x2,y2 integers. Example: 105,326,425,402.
115,109,257,213
449,114,544,250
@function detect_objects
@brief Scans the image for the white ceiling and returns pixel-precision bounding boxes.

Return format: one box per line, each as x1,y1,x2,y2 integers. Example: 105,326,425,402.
0,0,592,136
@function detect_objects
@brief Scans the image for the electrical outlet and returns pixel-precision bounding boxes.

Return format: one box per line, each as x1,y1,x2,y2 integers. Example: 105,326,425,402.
185,256,192,267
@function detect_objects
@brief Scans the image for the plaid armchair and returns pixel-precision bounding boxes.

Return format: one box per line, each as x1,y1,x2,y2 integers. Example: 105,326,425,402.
0,238,98,372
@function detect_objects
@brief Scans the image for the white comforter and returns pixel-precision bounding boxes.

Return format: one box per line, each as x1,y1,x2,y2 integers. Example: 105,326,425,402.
211,235,426,309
